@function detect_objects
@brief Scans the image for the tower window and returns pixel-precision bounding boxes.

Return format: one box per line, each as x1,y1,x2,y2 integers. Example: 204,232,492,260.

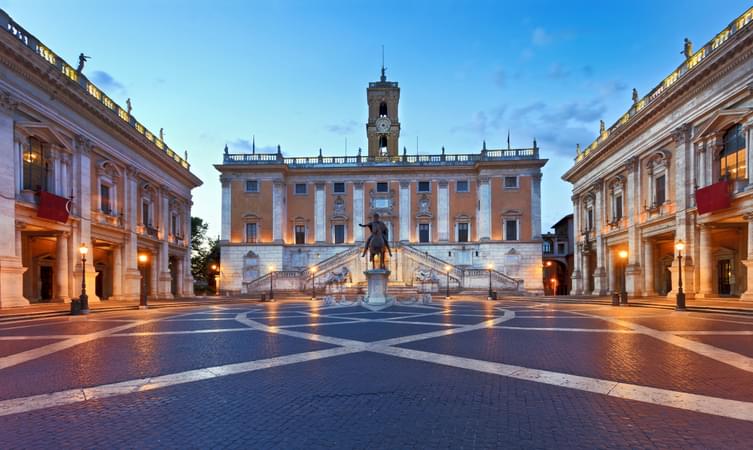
245,180,259,192
378,135,388,155
379,101,388,117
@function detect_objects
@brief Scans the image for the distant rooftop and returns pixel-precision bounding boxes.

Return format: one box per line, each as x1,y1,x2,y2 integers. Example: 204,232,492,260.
0,9,191,171
572,6,753,167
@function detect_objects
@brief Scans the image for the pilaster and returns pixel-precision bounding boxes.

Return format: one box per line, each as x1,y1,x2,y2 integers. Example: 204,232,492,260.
437,180,449,241
399,181,410,242
220,176,231,242
353,182,364,242
314,182,326,243
478,177,491,240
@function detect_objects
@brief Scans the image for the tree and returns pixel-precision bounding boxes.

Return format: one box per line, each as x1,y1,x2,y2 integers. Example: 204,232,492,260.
190,217,218,292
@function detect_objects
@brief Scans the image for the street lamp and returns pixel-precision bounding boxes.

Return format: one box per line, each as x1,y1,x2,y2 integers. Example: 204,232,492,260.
618,249,629,305
210,263,219,295
675,240,686,310
138,253,149,309
310,266,318,300
268,264,275,301
79,243,90,314
544,261,553,295
444,264,451,299
487,262,494,300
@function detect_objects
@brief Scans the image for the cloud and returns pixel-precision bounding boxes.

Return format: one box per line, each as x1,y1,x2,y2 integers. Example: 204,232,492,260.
451,106,507,136
532,27,552,46
89,70,125,94
541,100,607,124
229,138,276,154
581,65,594,77
547,63,570,79
326,120,359,135
493,69,506,88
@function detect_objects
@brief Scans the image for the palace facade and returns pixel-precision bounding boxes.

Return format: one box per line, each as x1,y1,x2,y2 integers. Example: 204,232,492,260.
563,7,753,300
0,10,202,307
216,71,547,296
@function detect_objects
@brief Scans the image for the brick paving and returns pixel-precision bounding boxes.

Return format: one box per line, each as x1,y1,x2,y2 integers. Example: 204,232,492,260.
0,299,751,448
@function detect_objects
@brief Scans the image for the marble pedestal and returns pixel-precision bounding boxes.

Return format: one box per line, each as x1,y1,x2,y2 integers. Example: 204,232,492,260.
364,269,391,305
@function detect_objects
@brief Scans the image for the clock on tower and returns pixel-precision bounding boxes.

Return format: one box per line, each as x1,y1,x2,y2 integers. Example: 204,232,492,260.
366,66,400,158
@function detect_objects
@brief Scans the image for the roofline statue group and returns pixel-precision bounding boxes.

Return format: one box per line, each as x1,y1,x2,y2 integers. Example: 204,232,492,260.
359,213,392,270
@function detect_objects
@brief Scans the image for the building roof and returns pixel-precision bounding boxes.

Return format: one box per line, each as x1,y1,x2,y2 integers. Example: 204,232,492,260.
551,214,573,230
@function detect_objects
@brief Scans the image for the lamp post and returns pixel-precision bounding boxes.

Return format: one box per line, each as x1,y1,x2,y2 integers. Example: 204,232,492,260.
268,265,275,301
444,264,451,299
544,261,552,295
619,249,629,305
138,253,149,309
487,263,494,300
310,266,317,300
79,243,90,314
210,263,219,296
675,240,686,310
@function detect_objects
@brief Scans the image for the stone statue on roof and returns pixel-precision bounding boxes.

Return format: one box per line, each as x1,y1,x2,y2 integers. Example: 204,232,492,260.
126,98,132,115
224,144,228,155
159,128,164,141
76,53,90,73
682,38,693,59
632,88,639,105
599,120,605,134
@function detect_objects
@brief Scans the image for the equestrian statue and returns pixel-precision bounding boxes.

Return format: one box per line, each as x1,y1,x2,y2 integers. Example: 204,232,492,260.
359,213,392,269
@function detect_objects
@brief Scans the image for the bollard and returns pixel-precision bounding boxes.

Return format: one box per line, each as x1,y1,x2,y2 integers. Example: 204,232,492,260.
70,298,82,315
611,291,620,306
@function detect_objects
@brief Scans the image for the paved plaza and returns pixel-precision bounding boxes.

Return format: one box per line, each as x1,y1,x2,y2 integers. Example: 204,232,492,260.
0,299,752,448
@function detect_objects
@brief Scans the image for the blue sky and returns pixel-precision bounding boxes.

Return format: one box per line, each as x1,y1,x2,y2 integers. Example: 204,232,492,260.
2,0,750,238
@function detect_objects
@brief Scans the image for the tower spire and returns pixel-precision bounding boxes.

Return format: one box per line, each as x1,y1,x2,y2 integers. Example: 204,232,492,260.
380,45,386,82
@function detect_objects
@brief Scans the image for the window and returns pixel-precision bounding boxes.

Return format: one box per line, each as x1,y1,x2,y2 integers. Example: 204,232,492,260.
245,223,257,243
720,124,747,180
543,241,552,253
586,207,594,231
417,181,431,193
614,194,623,221
379,101,388,117
22,137,50,192
142,200,151,226
100,184,112,214
378,136,388,155
376,182,389,193
295,225,306,244
172,214,179,237
419,224,430,243
505,219,518,240
504,176,518,188
334,224,345,244
333,182,345,194
458,223,469,242
456,180,469,192
295,183,307,195
655,174,666,205
245,180,259,193
557,242,566,255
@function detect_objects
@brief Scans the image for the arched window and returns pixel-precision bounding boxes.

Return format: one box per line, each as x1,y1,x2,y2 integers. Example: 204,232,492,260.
720,124,746,180
379,102,388,117
379,135,388,155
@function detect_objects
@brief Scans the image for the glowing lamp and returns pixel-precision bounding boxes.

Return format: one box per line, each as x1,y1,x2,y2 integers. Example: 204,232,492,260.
79,243,88,255
618,250,628,259
675,240,685,253
138,253,148,263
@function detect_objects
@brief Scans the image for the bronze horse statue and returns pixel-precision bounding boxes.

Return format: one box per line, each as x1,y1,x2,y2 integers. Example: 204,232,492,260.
359,213,392,270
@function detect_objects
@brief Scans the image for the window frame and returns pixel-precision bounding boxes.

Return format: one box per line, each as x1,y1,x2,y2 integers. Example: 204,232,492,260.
333,182,346,194
376,182,389,193
418,223,431,243
245,180,259,193
504,219,519,241
417,181,431,193
503,176,519,189
294,224,306,245
22,137,50,192
333,223,346,244
294,183,308,195
456,180,469,193
654,174,666,206
457,222,470,243
245,222,258,243
720,123,747,181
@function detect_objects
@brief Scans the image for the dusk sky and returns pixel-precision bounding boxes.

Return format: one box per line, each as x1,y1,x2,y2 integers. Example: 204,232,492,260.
1,0,749,238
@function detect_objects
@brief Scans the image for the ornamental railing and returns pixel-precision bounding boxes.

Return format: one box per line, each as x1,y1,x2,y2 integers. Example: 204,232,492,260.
0,9,191,171
573,6,753,166
223,147,539,167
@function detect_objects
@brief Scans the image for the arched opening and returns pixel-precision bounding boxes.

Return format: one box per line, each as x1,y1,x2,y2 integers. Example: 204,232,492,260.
379,101,388,117
379,135,388,156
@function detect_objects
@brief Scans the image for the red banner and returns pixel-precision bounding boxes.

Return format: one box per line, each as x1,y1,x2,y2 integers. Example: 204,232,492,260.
37,191,71,223
695,180,730,215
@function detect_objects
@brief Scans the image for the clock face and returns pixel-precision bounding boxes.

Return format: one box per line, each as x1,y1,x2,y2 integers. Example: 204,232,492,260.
375,117,391,133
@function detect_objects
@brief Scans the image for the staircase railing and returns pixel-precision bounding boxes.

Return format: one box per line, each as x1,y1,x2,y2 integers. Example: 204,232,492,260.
399,244,464,281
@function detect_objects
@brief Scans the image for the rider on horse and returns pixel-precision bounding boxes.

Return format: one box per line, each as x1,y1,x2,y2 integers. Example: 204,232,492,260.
359,213,392,267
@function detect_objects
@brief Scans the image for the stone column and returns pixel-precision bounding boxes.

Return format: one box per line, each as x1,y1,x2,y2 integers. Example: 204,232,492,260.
570,194,583,295
696,224,713,298
157,190,172,299
0,94,28,307
741,214,753,301
73,135,99,303
531,173,542,239
625,157,642,296
582,250,591,295
643,238,656,296
438,181,449,241
697,143,707,188
592,179,607,295
399,181,410,242
314,182,326,243
353,182,364,242
478,177,491,240
53,232,70,303
607,249,616,292
122,166,140,301
272,180,286,243
220,176,231,242
112,244,123,300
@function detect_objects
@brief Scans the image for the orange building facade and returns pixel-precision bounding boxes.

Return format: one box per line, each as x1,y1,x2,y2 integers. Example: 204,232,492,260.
216,73,546,295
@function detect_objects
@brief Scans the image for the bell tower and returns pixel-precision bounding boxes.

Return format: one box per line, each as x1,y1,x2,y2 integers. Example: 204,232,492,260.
366,64,400,158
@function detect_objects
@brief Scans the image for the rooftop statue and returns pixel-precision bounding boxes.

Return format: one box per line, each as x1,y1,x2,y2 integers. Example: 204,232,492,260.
126,98,132,115
683,38,693,59
632,88,639,104
599,120,605,134
76,53,90,73
159,128,164,141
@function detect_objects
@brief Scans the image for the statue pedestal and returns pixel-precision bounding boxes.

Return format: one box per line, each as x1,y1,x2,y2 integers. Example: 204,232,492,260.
364,269,391,305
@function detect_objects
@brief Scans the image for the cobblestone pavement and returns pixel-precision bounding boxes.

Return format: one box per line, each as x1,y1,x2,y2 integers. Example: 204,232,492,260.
0,298,752,448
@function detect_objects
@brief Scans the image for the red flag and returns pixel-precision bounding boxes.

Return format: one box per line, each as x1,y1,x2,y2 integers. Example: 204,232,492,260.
695,180,730,215
37,191,71,222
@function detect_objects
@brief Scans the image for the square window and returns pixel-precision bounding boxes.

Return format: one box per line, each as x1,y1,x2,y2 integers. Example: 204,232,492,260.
504,176,518,188
557,242,566,255
376,182,389,193
456,180,469,192
245,180,259,192
417,181,431,193
505,220,518,240
334,224,345,244
295,225,306,244
419,223,430,243
295,183,308,195
333,182,345,194
458,223,469,242
245,223,257,243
